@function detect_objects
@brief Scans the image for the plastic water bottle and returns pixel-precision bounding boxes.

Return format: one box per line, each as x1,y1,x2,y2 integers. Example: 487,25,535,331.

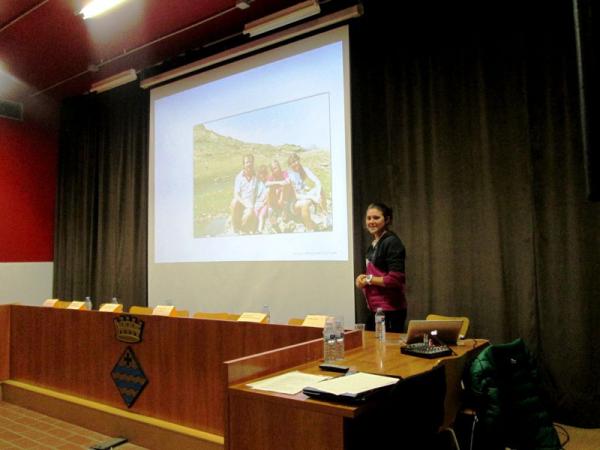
323,318,336,362
375,307,385,341
111,296,119,304
84,296,93,311
334,317,345,360
262,305,270,323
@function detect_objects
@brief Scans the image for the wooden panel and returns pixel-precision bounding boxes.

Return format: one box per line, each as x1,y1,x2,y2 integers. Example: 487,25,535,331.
225,329,362,386
8,305,323,435
226,338,323,387
228,391,344,450
0,305,9,381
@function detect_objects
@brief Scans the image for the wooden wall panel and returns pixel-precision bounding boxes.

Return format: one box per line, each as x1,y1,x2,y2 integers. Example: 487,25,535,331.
225,329,362,386
0,305,10,381
228,392,344,450
8,305,322,435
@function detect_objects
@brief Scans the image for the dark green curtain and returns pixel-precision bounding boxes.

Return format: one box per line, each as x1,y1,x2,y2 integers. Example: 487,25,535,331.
53,82,148,310
351,0,599,426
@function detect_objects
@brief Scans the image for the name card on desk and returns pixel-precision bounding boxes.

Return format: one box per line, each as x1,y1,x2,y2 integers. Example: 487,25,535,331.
42,299,59,307
67,301,85,310
237,312,268,323
99,303,123,313
302,315,329,328
152,305,176,317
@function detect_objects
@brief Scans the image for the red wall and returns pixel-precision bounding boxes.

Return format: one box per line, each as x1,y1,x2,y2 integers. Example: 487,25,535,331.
0,118,58,262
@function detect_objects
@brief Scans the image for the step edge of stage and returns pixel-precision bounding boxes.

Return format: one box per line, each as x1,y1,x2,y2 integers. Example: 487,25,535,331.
1,379,224,447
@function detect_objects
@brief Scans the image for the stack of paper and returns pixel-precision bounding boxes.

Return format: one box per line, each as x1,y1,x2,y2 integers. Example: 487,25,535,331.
247,371,331,395
305,372,399,395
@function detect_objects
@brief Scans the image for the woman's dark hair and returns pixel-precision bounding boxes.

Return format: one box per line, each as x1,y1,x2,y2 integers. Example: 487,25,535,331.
367,202,393,223
288,153,306,178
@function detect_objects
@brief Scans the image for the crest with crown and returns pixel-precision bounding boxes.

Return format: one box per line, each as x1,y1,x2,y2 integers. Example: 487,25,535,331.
114,315,144,343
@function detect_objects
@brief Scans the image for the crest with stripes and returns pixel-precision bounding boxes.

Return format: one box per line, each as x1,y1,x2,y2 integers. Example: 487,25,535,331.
111,346,148,408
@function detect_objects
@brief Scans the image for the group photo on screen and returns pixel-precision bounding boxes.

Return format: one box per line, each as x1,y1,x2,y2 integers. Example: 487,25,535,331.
152,29,350,264
193,96,333,237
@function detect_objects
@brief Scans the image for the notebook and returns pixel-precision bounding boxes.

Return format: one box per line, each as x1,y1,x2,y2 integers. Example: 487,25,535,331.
404,319,463,345
302,372,401,404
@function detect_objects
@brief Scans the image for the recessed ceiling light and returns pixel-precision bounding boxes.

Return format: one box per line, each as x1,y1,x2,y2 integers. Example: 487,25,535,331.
80,0,129,20
235,0,253,10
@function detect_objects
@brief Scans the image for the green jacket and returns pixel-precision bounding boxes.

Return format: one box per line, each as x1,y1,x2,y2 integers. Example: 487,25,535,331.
468,338,561,450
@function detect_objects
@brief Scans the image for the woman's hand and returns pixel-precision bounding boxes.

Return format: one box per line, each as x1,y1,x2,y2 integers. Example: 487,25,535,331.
355,274,367,288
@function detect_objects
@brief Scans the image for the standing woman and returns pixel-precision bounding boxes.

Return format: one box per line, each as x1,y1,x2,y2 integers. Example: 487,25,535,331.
355,203,407,332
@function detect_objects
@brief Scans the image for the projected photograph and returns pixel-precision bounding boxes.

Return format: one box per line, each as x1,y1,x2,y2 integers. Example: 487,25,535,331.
193,94,332,237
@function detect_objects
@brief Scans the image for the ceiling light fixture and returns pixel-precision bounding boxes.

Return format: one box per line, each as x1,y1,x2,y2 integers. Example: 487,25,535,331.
142,4,363,90
32,2,241,97
80,0,129,20
90,69,137,93
243,0,321,37
235,0,253,10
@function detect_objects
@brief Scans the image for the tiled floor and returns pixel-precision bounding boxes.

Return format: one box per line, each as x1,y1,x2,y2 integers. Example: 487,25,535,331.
0,401,147,450
1,399,598,450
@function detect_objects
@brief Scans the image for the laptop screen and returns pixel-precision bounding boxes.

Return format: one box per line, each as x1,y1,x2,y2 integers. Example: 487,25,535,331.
405,320,464,345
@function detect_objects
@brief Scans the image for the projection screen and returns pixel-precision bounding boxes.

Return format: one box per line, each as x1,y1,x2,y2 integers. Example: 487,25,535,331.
149,26,355,325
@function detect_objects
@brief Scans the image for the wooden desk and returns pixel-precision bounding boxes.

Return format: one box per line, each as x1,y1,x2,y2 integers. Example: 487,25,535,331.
0,304,485,449
226,333,488,450
0,304,359,448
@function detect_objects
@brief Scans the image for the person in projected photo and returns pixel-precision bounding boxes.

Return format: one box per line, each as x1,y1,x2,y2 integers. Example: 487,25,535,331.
266,160,288,211
265,159,295,233
254,165,269,233
230,154,258,233
355,202,407,333
286,153,325,231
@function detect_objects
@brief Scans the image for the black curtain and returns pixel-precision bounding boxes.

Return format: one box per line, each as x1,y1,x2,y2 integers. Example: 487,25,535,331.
351,0,600,426
53,82,148,310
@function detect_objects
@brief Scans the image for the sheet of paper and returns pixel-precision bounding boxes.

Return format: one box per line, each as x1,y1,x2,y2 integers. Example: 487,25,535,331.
152,305,175,316
302,315,329,328
247,371,331,395
67,301,85,310
306,372,399,396
237,312,267,323
42,299,59,307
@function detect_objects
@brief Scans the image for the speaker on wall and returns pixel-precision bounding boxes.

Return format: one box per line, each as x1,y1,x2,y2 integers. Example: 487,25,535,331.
572,0,598,201
0,99,23,121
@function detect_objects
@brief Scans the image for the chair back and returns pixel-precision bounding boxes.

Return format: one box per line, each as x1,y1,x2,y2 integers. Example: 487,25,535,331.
344,364,446,448
435,352,470,430
129,305,153,315
193,312,234,320
54,300,71,309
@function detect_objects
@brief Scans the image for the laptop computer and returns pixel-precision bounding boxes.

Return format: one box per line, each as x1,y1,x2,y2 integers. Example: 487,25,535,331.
404,319,464,345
